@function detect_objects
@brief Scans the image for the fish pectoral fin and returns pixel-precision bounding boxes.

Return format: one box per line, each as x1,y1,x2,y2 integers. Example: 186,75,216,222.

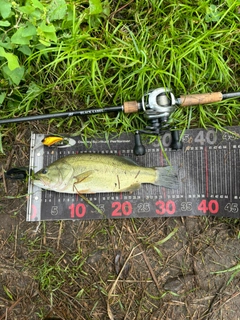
73,170,95,184
73,170,95,193
121,182,141,193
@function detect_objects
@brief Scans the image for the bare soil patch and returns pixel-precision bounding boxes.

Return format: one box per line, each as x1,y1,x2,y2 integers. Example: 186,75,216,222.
0,128,240,320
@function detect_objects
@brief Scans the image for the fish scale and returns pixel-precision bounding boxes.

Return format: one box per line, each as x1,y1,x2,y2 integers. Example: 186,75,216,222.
27,126,240,221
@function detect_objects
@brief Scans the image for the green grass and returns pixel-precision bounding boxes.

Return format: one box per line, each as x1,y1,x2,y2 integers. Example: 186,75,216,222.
211,260,240,285
1,3,240,317
0,0,240,145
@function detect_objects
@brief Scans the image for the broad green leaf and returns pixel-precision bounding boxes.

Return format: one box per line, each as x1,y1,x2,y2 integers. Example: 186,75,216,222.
19,5,35,15
2,66,25,85
89,0,103,15
11,23,36,45
31,0,44,11
34,43,47,51
4,53,19,70
0,0,12,19
102,0,110,16
0,92,6,104
18,45,32,56
21,23,37,37
37,22,57,45
38,39,50,46
47,0,67,21
38,21,56,33
0,37,12,49
205,5,222,23
19,4,42,22
11,28,30,45
0,20,10,27
27,82,42,94
0,47,19,70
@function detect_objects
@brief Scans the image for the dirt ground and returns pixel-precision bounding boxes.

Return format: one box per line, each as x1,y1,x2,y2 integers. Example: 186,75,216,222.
0,128,240,320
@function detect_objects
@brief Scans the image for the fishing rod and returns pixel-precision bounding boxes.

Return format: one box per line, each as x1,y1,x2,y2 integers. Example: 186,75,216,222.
1,88,240,155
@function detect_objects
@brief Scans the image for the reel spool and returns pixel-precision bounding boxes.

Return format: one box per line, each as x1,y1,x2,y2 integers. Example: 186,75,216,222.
134,88,183,155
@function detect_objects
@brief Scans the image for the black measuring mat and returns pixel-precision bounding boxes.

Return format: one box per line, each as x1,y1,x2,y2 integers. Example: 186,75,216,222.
27,126,240,221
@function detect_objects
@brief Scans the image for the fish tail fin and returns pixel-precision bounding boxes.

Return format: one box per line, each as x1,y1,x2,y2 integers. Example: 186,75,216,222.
154,166,179,189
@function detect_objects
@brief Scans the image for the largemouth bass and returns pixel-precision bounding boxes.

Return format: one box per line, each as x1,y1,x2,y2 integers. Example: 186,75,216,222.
33,154,178,194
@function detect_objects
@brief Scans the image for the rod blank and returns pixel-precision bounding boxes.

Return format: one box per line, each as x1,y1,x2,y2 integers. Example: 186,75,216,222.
0,90,240,125
0,105,124,125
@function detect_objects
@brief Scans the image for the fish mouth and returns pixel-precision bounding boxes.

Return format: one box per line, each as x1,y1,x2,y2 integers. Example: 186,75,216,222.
33,174,60,191
32,174,51,190
33,178,48,189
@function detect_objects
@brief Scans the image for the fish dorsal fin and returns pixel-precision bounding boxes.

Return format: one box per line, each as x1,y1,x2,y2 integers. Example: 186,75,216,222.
116,156,138,166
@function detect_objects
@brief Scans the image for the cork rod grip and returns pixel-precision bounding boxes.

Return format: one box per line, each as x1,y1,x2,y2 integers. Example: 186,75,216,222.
180,92,223,106
123,100,139,113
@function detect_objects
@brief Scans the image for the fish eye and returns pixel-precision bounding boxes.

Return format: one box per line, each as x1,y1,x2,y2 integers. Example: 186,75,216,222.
41,168,48,174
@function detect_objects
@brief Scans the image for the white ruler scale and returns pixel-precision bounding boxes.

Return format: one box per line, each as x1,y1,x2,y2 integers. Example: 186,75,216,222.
27,126,240,221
